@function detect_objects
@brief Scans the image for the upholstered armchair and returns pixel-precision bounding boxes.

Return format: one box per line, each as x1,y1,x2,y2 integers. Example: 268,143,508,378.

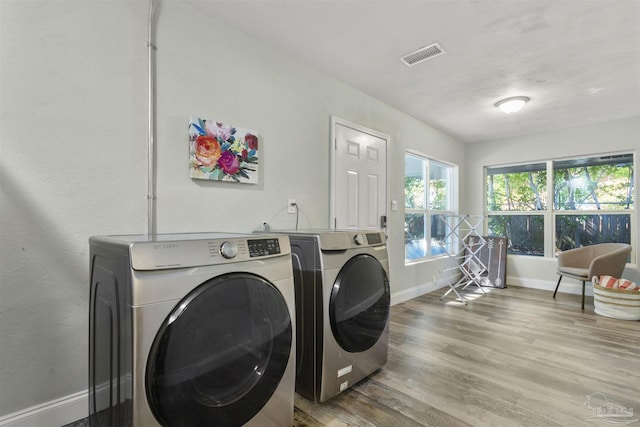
554,243,632,309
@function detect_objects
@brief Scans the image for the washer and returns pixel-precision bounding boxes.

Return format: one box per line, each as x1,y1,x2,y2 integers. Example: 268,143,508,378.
88,233,295,427
276,229,390,402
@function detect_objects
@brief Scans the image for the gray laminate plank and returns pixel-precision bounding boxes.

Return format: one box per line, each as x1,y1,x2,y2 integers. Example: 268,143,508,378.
294,286,640,427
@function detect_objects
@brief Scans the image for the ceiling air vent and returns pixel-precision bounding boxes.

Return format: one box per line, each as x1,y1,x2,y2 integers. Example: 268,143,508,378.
401,43,445,67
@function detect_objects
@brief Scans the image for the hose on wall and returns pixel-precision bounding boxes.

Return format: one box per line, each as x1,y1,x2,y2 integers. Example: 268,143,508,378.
147,0,157,236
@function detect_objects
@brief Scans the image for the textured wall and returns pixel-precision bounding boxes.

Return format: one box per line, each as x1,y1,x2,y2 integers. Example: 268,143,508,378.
0,0,149,417
0,0,465,417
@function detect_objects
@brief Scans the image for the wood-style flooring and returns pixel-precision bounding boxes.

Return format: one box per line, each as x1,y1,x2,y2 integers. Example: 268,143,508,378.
293,286,640,427
64,286,639,426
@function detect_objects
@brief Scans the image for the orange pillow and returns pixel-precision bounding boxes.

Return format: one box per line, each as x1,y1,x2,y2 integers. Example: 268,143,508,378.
597,275,619,288
596,275,639,290
617,279,639,290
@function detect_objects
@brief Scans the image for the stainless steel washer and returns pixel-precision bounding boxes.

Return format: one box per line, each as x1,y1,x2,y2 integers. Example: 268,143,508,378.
277,229,390,402
88,233,295,426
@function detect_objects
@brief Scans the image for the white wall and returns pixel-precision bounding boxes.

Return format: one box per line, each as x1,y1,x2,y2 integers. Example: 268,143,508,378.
465,116,640,294
0,0,465,421
1,0,148,422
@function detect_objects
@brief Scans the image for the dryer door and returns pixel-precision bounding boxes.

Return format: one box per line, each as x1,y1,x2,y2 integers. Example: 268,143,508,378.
146,272,292,427
329,254,390,353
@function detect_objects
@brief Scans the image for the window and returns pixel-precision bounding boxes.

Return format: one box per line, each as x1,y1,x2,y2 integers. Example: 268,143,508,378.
486,163,546,256
554,154,634,251
486,153,635,257
405,153,455,262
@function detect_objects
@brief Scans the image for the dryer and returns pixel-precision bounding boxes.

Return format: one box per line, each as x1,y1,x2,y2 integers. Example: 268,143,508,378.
88,233,295,427
279,229,390,402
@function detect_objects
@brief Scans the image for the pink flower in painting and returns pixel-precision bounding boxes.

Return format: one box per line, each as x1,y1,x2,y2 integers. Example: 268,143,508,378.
194,135,221,166
245,133,258,150
205,121,233,142
217,151,240,175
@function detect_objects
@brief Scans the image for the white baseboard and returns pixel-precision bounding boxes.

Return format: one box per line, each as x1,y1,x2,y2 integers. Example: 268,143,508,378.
391,274,592,308
507,275,594,296
391,280,447,306
0,390,87,427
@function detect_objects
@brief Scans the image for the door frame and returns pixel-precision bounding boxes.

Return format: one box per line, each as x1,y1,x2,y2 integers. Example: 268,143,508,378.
329,115,390,234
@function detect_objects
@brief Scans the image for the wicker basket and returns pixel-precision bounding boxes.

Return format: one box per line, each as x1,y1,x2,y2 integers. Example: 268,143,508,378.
593,278,640,321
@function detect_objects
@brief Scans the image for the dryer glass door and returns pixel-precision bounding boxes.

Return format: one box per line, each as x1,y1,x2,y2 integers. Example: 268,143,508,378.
329,254,390,353
146,272,292,427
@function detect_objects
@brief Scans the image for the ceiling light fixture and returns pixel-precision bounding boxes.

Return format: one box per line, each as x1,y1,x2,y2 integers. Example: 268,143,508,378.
495,96,530,114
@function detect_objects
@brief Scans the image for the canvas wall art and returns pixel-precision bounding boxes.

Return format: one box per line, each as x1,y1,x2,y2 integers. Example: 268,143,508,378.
189,117,259,184
466,235,508,288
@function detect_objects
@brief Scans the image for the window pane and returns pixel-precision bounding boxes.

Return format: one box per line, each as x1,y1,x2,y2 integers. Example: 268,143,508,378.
429,161,451,211
486,163,547,211
555,214,632,251
429,214,447,256
488,215,544,256
405,213,426,261
405,155,426,209
553,154,634,211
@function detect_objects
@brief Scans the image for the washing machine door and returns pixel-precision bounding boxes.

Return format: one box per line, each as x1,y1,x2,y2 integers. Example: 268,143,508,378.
329,254,390,353
146,272,292,427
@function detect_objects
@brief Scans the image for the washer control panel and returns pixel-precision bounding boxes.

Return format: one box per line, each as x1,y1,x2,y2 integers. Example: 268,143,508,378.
122,233,290,270
248,238,281,257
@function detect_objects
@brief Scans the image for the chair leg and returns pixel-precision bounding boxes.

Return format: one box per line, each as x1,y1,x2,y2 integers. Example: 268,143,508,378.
553,276,562,298
581,281,585,310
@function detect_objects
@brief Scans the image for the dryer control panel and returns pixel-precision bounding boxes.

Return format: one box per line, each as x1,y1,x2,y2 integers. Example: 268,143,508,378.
315,230,386,251
90,233,291,270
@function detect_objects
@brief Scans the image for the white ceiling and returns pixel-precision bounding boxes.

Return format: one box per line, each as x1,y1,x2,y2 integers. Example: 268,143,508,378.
188,0,640,143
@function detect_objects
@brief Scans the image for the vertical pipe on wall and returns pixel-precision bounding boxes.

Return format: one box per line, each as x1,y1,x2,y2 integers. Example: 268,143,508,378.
147,0,157,236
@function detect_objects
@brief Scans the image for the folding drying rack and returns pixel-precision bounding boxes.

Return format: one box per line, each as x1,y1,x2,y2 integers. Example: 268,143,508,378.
435,214,487,304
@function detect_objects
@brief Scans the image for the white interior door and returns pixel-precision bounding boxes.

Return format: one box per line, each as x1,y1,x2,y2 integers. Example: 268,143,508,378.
331,117,388,230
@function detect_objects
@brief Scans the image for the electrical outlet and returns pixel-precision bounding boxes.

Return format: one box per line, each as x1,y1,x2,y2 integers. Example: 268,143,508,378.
287,199,296,214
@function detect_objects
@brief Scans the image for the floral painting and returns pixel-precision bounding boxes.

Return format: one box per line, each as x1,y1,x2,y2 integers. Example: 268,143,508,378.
189,117,259,184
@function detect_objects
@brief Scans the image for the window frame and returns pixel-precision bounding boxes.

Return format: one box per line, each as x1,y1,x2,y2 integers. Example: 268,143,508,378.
405,151,458,263
484,152,636,261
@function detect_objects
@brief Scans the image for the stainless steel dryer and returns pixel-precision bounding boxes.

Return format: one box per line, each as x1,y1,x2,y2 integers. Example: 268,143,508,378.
88,233,295,427
278,229,390,402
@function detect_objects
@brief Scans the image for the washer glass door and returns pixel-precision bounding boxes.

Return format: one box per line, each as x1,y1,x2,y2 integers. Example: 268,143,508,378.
146,272,292,427
329,254,390,353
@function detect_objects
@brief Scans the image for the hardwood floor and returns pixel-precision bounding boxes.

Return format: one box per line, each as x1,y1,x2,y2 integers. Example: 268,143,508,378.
65,286,639,426
293,286,640,427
